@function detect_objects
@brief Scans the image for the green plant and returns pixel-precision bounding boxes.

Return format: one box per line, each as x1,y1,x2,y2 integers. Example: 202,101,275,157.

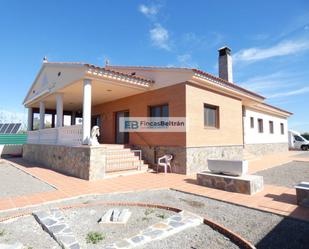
142,216,151,222
0,229,5,237
144,208,154,216
156,213,167,219
86,231,105,244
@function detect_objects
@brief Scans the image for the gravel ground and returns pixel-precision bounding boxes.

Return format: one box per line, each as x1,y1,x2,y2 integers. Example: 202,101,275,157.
0,163,55,198
63,206,174,248
62,205,237,249
83,190,309,249
254,161,309,188
138,224,238,249
0,215,61,249
1,189,308,248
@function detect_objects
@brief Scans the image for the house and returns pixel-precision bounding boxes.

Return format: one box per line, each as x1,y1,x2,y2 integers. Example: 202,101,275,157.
23,47,292,180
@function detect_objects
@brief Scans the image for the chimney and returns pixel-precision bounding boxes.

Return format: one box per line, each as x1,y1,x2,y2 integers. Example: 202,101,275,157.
218,46,233,82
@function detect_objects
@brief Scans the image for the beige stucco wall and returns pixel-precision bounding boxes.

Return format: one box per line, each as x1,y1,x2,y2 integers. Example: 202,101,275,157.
186,83,243,147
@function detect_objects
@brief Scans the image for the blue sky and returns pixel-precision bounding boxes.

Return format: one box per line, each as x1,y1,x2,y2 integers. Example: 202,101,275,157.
0,0,308,132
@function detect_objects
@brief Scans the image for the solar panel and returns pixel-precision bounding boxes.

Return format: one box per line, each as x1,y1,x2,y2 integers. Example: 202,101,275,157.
11,123,21,134
0,123,22,134
0,124,8,133
5,124,15,134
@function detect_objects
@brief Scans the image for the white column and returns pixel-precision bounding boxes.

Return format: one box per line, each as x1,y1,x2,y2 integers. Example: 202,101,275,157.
39,101,45,129
56,94,63,127
82,79,92,145
27,108,33,131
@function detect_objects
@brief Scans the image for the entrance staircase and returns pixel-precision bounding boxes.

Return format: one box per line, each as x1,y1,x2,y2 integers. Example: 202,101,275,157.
104,144,148,173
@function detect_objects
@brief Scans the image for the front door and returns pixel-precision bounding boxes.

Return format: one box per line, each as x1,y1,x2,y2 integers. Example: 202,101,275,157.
115,111,129,144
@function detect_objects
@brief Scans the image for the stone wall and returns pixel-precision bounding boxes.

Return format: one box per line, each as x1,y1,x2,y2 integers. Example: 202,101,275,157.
186,145,244,175
0,144,23,157
132,145,187,174
245,143,288,156
23,144,106,180
133,144,243,175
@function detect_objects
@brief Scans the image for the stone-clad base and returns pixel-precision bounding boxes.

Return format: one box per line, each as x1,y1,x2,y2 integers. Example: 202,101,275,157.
23,144,106,180
186,145,243,175
197,171,264,195
245,143,288,156
133,145,243,175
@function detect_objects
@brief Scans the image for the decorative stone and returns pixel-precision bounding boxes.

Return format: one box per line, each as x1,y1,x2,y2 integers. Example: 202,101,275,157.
130,235,145,243
152,223,169,229
105,210,203,248
115,240,131,248
33,209,80,249
99,209,132,224
197,171,263,195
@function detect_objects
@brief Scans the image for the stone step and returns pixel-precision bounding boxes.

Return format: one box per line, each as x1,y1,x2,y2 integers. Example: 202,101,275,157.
106,157,144,163
106,161,144,167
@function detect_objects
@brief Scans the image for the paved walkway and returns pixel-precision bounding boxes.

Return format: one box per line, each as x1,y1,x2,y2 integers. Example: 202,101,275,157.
0,152,308,222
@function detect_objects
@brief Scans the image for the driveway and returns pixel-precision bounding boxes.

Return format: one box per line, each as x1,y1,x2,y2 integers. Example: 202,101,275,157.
254,161,309,188
0,162,55,198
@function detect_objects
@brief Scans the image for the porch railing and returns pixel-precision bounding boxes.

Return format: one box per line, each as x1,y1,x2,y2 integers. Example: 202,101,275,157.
27,125,82,146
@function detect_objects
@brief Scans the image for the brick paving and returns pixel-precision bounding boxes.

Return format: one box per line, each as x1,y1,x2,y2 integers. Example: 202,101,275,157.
0,152,308,222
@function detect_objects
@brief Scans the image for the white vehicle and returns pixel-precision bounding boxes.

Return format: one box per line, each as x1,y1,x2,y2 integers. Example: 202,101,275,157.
288,130,309,151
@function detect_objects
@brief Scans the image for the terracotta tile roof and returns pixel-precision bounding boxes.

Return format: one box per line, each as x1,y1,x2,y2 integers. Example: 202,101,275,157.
192,69,265,100
260,102,293,115
45,62,155,84
85,63,155,84
108,65,265,100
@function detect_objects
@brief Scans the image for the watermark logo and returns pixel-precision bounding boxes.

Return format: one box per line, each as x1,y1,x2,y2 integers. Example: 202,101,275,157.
119,117,187,132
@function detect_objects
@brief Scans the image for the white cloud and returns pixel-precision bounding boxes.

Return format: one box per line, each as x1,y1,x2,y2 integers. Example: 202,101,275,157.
267,86,309,98
150,24,170,50
138,4,159,18
0,109,27,129
239,72,298,92
234,39,309,62
176,53,198,68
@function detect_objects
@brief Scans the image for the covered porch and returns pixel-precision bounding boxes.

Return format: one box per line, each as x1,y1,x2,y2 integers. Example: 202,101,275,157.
25,64,153,146
23,63,153,179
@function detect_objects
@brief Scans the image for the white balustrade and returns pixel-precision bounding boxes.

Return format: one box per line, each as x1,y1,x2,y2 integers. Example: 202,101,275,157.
27,125,82,146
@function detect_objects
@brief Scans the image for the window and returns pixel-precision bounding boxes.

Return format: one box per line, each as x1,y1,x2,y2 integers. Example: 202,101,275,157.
294,135,304,142
149,104,169,117
258,118,263,133
269,121,274,134
280,123,284,134
250,117,254,128
204,104,219,128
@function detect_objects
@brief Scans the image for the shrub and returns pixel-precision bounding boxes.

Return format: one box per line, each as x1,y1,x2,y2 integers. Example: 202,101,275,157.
86,231,105,244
